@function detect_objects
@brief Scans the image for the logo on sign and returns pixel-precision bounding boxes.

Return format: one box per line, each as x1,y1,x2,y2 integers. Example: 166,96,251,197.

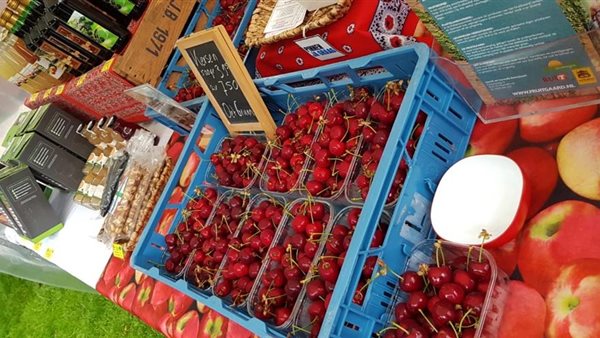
295,36,345,61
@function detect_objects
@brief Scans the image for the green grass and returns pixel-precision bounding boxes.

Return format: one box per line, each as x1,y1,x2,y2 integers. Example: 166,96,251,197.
0,273,162,338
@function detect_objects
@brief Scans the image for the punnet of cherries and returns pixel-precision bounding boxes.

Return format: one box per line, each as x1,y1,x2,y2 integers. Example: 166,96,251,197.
249,199,331,327
163,187,218,276
303,88,372,198
213,195,285,306
183,190,250,290
209,135,267,189
380,236,495,338
263,100,325,193
291,207,389,337
348,82,427,205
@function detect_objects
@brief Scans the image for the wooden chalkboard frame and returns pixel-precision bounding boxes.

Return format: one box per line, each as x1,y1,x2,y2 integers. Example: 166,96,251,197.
175,25,276,139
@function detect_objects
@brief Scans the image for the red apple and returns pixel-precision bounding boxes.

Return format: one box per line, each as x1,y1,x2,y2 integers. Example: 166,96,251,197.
226,319,254,338
517,200,600,295
546,259,600,338
199,310,227,338
180,152,200,188
111,262,135,290
167,141,184,160
169,290,194,317
498,281,545,338
518,96,598,143
466,118,517,156
507,147,559,217
151,281,175,313
133,277,156,322
557,118,600,201
117,282,137,312
489,238,518,275
102,256,125,287
169,187,184,204
156,209,177,235
158,312,177,337
174,310,201,338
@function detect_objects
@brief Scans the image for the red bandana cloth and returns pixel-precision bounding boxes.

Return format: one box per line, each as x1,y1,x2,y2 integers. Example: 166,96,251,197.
255,0,437,77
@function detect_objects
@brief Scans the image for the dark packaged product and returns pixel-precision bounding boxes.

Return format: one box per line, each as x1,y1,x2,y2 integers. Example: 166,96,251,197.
104,115,141,140
41,12,113,60
0,160,63,243
34,22,104,66
2,133,85,191
24,103,94,160
44,0,131,52
24,31,93,73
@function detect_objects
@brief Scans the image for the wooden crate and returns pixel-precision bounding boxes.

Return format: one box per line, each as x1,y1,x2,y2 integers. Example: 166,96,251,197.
111,0,198,86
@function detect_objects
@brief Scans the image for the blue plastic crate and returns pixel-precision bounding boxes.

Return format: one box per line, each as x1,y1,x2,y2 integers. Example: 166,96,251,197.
157,0,257,99
132,44,478,338
145,0,258,135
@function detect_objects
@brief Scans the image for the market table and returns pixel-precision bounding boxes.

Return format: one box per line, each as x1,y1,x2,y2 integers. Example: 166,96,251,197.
5,108,600,338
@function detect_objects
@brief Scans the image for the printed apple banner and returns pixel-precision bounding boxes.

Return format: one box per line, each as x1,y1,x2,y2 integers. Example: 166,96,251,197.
96,253,257,338
469,98,600,338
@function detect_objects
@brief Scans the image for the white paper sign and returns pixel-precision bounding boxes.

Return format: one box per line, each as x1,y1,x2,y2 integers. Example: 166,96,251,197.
295,0,338,11
264,0,306,36
295,35,345,61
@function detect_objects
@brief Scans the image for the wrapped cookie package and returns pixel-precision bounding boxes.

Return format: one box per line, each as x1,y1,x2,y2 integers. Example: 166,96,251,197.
99,129,168,249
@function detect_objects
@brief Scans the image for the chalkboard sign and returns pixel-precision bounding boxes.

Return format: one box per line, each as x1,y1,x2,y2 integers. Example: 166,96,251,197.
176,26,276,138
187,41,258,124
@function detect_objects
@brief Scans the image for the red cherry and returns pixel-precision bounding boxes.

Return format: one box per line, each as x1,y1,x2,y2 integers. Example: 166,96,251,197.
285,278,302,300
463,292,485,315
406,291,428,312
394,302,410,322
307,299,326,321
291,215,310,234
439,282,465,304
400,271,424,292
362,256,377,278
304,241,319,259
306,222,324,239
306,279,327,300
269,246,285,262
318,259,340,283
428,266,452,287
430,299,458,326
328,140,347,157
453,270,476,292
469,261,491,281
214,279,232,297
313,167,332,182
274,307,291,326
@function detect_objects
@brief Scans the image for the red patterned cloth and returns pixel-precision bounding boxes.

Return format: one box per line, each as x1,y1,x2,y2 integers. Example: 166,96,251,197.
255,0,436,77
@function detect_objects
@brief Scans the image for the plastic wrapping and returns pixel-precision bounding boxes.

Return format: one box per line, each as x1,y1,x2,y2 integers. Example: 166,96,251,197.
100,152,129,217
100,130,165,247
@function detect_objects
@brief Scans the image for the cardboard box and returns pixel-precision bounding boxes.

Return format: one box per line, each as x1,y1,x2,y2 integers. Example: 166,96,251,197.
0,160,63,243
2,133,85,191
24,104,94,160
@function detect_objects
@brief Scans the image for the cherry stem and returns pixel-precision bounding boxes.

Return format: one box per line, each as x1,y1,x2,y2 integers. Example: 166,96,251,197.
418,309,438,333
434,240,445,267
449,322,460,338
478,229,491,263
391,322,410,335
458,308,474,333
466,246,473,271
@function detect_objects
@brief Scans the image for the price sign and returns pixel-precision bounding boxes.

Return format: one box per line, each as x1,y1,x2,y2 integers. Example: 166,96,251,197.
176,26,276,138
